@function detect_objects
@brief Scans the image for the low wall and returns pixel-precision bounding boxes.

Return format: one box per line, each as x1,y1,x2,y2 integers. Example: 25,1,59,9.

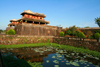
53,37,100,52
0,35,54,45
0,35,100,52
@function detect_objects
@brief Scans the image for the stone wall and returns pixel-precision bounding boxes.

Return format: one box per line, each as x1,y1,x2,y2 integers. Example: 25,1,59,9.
0,35,54,45
79,28,100,35
53,37,100,52
15,23,61,36
0,35,100,52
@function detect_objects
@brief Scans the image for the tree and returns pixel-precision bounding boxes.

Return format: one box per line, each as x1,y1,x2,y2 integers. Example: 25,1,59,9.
95,17,100,27
84,26,90,28
0,29,3,33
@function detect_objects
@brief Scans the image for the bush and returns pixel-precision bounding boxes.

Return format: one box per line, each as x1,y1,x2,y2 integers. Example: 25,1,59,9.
6,29,15,35
94,33,100,39
84,26,90,28
95,30,100,33
69,25,77,36
59,31,64,37
74,31,80,37
0,30,3,33
65,29,71,35
86,31,93,38
76,32,85,38
88,35,95,39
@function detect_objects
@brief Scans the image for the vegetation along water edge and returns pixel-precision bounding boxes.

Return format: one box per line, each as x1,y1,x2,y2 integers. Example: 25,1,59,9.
0,43,100,57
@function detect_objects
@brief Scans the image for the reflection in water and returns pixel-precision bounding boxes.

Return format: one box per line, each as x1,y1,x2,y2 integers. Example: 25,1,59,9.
1,46,100,67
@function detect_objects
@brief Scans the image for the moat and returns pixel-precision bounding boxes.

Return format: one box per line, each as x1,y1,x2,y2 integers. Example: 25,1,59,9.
1,46,100,67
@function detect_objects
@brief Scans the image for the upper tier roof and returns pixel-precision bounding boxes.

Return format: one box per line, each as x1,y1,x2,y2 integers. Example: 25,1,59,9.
10,19,17,22
20,10,46,18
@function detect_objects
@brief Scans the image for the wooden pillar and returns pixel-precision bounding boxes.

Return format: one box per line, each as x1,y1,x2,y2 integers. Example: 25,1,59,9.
33,21,34,24
39,22,40,24
17,22,19,24
25,20,27,23
97,38,100,42
20,20,23,23
45,23,46,25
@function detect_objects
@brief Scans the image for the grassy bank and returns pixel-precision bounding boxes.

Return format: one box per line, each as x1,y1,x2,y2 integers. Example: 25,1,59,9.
0,43,100,57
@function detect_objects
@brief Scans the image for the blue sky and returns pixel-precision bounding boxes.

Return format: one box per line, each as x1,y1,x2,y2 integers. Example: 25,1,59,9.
0,0,100,30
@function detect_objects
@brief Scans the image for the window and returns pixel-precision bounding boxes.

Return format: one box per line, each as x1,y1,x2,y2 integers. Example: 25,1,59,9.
40,17,42,19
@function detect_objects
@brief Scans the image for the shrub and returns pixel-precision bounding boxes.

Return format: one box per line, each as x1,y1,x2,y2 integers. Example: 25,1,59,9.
95,30,100,33
59,31,64,37
69,25,77,36
94,33,100,39
74,31,80,37
0,30,3,33
88,35,95,39
86,31,93,38
84,26,90,28
65,29,71,35
76,32,85,38
6,29,15,35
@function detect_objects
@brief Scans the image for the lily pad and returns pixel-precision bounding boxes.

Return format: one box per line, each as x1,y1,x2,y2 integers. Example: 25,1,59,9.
54,65,59,67
53,60,59,64
95,65,100,67
46,60,49,63
65,55,69,57
89,62,92,64
58,59,62,60
66,61,69,62
94,57,99,60
71,62,79,66
66,63,70,65
87,65,89,66
52,56,56,58
71,53,75,56
57,54,62,58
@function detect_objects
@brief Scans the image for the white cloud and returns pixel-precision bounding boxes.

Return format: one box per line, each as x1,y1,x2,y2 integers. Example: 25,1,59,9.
78,22,97,27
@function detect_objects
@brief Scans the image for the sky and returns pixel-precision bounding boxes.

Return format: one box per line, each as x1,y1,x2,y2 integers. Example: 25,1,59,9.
0,0,100,30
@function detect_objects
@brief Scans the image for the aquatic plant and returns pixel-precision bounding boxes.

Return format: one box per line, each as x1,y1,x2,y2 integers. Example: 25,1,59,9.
28,61,43,67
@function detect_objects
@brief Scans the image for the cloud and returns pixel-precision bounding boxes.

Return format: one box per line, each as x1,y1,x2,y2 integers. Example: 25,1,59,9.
78,22,97,27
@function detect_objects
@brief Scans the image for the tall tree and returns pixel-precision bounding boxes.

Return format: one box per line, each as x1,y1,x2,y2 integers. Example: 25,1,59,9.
95,17,100,27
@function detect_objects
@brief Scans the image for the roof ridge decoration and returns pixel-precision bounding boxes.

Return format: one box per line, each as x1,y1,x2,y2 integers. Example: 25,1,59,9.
10,19,17,22
24,10,35,14
21,10,46,17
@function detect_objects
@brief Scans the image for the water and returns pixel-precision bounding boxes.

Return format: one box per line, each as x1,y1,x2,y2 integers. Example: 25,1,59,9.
42,53,99,67
1,46,100,67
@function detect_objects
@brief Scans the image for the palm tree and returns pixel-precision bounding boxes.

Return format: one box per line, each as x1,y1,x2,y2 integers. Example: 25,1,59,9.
95,17,100,27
